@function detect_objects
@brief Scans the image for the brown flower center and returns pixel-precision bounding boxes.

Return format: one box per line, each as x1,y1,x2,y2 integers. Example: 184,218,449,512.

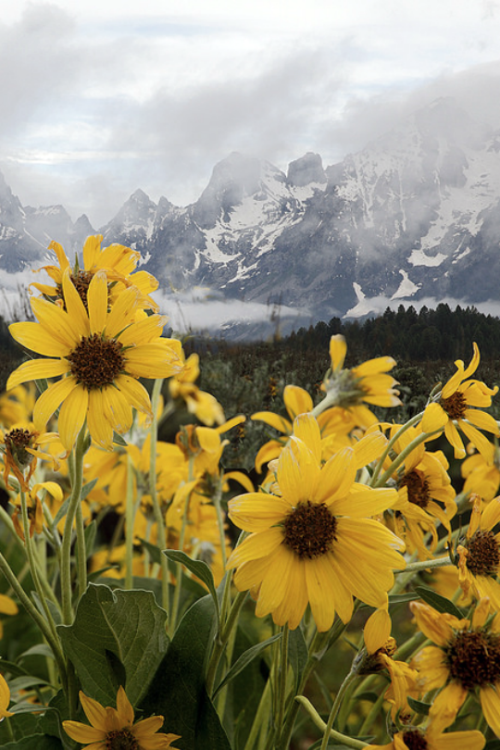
440,391,467,420
465,530,500,577
67,334,125,390
56,270,94,310
4,428,35,468
106,728,138,750
399,469,430,509
72,270,94,308
283,500,337,559
446,629,500,690
402,729,428,750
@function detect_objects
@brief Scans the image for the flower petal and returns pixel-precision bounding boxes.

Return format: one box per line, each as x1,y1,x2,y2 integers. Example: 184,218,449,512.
58,386,89,450
6,358,69,391
33,376,79,432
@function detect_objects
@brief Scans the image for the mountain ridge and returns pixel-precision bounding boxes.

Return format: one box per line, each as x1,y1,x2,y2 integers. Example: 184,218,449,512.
2,97,500,335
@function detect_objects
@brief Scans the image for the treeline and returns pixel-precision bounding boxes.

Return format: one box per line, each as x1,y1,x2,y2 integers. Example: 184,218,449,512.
288,303,500,363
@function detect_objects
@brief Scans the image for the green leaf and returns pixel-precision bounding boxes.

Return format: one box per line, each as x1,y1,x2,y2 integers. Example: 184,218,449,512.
57,583,169,706
485,740,500,750
407,696,431,716
80,478,98,501
288,625,308,691
162,549,219,623
388,592,419,604
140,593,230,750
213,633,281,698
413,585,464,619
20,644,54,660
112,431,128,447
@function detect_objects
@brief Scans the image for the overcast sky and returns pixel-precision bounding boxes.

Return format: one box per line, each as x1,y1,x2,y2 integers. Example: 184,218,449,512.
2,0,500,227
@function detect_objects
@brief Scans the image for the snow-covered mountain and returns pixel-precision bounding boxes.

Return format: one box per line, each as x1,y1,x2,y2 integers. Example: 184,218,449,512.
3,97,500,332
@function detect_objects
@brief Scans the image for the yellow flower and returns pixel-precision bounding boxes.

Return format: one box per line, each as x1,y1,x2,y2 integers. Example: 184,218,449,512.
169,352,225,426
382,425,456,560
251,383,359,473
0,384,37,428
421,343,499,459
32,234,159,312
62,686,180,749
0,673,14,720
366,725,485,750
226,414,405,632
410,598,500,737
251,384,315,472
0,426,61,490
322,335,401,423
454,494,500,608
6,269,182,451
462,443,500,501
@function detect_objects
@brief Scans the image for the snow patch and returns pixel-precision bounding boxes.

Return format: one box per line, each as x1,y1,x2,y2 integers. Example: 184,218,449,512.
391,270,421,299
408,248,447,267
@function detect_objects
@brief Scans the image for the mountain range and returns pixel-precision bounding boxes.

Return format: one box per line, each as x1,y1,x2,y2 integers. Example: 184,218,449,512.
2,96,500,336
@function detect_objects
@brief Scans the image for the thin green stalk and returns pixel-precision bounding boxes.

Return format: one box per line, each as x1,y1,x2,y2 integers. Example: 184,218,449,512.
276,623,346,750
368,411,426,487
149,379,170,614
371,429,440,489
169,457,195,633
276,623,290,736
358,688,386,736
295,696,368,749
320,669,358,750
396,555,451,576
205,590,248,697
19,490,59,644
125,454,135,589
243,677,273,750
0,551,67,692
60,425,87,624
212,476,228,569
74,498,87,598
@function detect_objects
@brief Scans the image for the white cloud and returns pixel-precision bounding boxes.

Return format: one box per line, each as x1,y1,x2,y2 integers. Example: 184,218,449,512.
1,0,500,227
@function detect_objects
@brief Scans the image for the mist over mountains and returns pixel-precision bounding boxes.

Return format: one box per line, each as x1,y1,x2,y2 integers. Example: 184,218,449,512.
2,97,500,337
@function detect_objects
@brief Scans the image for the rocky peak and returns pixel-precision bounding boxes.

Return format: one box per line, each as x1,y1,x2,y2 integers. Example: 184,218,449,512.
287,152,326,187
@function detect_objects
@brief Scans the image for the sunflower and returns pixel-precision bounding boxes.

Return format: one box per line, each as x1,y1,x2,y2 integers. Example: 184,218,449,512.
462,443,500,501
421,343,499,459
169,351,225,426
321,335,401,423
380,424,456,560
0,425,61,490
251,384,315,472
366,725,485,750
62,686,180,749
251,383,362,473
6,269,182,451
32,234,159,312
410,598,500,737
226,413,405,632
454,494,500,608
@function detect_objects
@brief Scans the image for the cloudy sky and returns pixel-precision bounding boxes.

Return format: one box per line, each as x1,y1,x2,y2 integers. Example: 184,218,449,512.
2,0,500,228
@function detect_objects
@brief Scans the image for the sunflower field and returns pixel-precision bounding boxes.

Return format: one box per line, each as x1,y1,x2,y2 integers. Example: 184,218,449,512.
0,236,499,750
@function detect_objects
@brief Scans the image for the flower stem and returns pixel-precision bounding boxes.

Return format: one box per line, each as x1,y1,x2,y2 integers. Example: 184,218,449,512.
125,454,135,589
295,695,368,749
320,668,358,750
276,623,290,734
60,425,87,625
149,379,170,615
0,551,67,692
